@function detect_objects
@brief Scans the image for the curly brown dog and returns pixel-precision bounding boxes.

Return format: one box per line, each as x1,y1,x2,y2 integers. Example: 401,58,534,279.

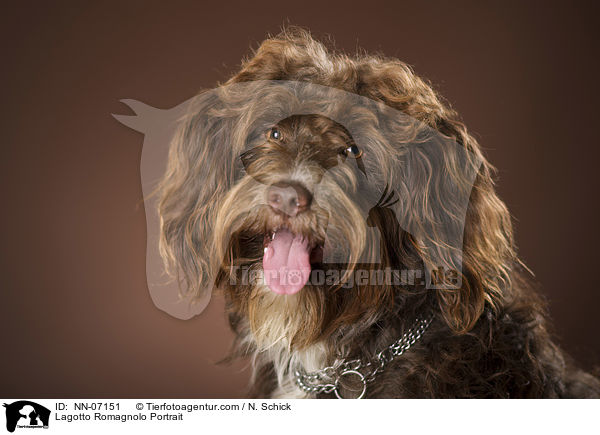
157,28,600,398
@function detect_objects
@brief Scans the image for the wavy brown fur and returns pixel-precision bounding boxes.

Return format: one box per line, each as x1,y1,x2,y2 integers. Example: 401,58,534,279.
158,27,600,398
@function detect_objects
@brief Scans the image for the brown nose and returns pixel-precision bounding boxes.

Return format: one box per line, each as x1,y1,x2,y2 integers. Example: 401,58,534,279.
267,181,312,217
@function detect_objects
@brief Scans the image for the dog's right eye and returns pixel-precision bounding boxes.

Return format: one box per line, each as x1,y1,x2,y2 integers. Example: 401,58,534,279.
268,128,282,141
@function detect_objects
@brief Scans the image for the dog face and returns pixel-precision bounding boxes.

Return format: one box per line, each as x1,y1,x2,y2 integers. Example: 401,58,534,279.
215,111,392,349
226,113,376,287
157,29,516,352
236,114,364,289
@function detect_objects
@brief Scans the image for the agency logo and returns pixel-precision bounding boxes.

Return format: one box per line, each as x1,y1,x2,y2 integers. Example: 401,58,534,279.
3,401,50,433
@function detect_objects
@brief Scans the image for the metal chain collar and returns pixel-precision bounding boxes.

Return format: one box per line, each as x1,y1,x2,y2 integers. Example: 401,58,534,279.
294,313,434,399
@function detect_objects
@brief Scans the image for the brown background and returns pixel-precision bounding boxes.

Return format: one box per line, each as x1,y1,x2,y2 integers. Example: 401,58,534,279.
1,1,599,398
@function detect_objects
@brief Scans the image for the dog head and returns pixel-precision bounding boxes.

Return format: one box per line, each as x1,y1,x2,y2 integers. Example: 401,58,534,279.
157,28,516,350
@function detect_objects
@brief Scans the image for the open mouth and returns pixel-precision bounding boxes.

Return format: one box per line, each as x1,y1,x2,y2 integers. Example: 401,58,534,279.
262,227,322,295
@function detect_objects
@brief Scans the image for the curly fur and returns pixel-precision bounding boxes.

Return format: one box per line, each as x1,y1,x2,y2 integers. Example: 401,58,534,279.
157,27,600,398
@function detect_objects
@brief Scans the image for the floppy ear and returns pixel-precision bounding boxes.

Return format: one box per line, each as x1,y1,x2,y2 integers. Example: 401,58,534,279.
157,90,241,302
358,61,516,333
442,140,515,333
391,124,509,333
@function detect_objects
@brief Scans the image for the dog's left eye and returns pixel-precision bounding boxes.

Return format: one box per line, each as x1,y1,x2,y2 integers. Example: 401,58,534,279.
344,144,363,158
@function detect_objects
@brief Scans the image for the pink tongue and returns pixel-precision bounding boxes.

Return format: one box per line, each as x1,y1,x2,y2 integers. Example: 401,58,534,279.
263,229,311,294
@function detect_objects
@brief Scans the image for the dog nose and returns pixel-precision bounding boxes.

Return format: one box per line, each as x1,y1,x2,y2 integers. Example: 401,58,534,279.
267,182,312,216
